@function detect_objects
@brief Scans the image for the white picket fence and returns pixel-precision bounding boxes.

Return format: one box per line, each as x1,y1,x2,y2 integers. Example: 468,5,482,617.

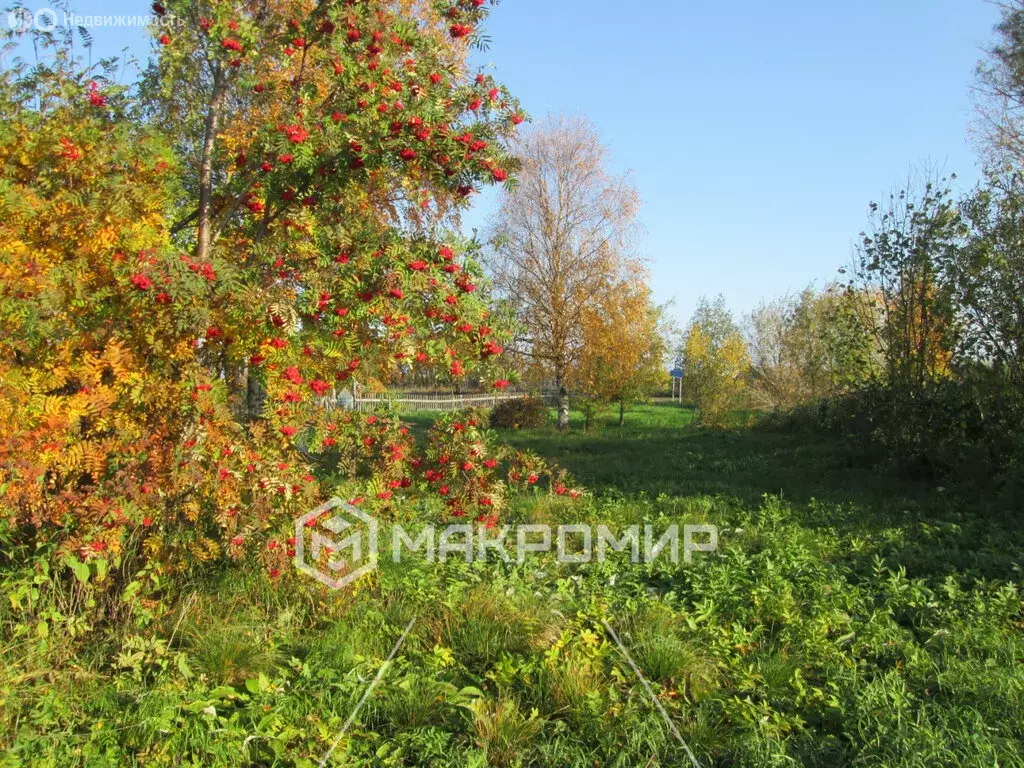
321,390,558,413
352,392,521,412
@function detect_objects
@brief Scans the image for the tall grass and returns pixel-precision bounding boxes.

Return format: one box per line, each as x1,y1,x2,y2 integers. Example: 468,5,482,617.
2,403,1022,766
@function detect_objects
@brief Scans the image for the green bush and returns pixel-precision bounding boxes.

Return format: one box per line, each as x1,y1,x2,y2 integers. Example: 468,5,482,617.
489,396,549,430
792,371,1024,498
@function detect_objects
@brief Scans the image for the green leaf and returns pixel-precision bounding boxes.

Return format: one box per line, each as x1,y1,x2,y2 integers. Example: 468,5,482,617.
67,557,90,585
177,654,194,680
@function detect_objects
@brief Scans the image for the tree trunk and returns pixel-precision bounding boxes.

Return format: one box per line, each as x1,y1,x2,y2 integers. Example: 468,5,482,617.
556,384,570,431
618,400,625,426
197,67,227,263
246,369,264,422
230,363,249,422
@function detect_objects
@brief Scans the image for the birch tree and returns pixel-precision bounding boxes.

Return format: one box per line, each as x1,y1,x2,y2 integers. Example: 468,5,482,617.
485,115,640,429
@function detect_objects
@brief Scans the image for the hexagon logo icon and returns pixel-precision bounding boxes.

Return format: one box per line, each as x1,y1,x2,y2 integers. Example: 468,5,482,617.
294,497,378,589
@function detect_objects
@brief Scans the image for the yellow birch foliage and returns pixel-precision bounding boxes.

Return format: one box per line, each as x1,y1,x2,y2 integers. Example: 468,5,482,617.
573,265,667,421
681,320,750,427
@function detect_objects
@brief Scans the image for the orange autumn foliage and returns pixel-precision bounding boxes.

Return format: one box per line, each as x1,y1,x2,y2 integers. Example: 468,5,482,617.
0,0,526,599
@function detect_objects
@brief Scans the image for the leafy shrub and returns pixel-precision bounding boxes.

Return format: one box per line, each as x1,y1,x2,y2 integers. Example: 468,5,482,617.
797,371,1024,496
489,397,549,430
418,410,510,523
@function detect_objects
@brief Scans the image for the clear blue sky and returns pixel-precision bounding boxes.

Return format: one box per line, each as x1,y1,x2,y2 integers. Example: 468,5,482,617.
461,0,1004,328
7,1,1003,328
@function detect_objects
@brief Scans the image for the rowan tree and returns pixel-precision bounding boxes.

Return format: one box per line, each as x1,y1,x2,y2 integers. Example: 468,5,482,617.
0,0,534,602
485,114,640,430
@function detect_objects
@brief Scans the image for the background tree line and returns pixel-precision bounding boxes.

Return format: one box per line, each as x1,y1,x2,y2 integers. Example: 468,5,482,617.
664,1,1024,498
474,1,1024,504
671,163,1021,493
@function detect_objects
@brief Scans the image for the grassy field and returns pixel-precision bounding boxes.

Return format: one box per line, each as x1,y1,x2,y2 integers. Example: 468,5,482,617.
2,403,1022,766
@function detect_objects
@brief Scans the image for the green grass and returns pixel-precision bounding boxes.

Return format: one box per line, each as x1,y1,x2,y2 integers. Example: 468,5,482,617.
487,401,918,503
2,402,1022,767
492,402,1023,582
